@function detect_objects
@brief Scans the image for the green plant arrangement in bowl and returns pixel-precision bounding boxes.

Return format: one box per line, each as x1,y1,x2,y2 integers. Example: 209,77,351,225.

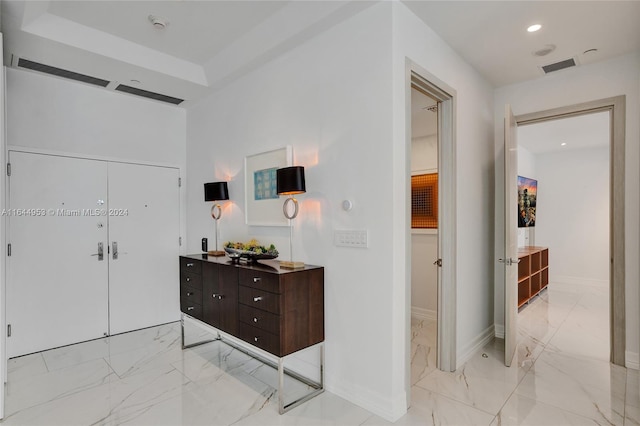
224,239,278,264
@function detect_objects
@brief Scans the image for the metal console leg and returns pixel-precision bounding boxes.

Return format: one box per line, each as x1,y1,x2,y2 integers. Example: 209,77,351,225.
278,342,325,414
180,313,218,349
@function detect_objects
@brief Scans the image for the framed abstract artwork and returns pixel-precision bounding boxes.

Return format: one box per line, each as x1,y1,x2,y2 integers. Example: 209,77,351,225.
411,173,438,229
244,146,292,226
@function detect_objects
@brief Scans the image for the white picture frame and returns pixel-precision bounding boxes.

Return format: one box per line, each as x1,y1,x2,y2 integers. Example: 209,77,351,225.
244,146,292,226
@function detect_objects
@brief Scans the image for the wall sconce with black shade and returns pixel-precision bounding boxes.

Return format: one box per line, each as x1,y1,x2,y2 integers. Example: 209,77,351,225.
276,166,306,269
204,181,229,256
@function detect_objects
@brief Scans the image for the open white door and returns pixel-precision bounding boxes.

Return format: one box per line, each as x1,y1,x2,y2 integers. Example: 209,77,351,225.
503,104,519,367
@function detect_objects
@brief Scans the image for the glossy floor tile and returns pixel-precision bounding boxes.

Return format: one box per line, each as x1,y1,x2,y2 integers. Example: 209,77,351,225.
3,279,637,425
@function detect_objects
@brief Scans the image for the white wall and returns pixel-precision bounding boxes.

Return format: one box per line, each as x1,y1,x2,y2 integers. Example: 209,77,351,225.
186,2,496,420
494,53,640,368
6,68,186,167
535,147,609,283
411,135,437,317
187,3,399,420
517,146,536,247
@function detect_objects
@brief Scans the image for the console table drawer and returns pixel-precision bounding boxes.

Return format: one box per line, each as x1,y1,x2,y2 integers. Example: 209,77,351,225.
180,285,202,303
239,269,279,293
238,322,279,355
180,301,202,320
180,258,202,275
238,304,280,335
239,286,279,315
181,272,201,289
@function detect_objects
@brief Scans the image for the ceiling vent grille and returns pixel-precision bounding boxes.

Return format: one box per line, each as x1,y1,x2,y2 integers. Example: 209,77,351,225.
17,58,110,87
115,84,184,105
541,58,577,74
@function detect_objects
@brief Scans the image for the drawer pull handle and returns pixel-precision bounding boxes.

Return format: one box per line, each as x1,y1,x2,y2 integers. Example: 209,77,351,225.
253,317,258,323
253,296,262,302
186,277,191,282
218,295,224,300
187,306,195,311
186,263,194,267
186,292,193,296
254,337,259,342
212,293,217,298
253,277,261,283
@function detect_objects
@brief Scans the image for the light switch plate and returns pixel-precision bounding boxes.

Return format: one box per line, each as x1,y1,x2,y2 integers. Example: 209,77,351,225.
334,230,368,248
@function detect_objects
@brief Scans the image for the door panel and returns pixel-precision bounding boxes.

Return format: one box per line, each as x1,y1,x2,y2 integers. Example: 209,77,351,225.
7,152,109,357
107,162,180,334
504,105,518,367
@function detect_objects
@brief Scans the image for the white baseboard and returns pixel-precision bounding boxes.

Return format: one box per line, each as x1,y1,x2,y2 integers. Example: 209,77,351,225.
553,275,608,288
494,324,505,339
457,324,495,367
626,351,639,370
326,380,407,422
411,306,437,321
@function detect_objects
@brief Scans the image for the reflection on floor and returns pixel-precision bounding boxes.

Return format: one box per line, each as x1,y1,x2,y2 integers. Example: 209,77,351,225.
4,280,638,425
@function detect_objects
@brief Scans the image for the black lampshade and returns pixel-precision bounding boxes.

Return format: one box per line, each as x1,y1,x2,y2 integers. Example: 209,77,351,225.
204,181,229,201
277,166,306,195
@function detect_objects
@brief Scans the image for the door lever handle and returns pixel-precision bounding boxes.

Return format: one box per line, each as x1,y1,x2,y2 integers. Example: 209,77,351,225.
433,259,442,267
498,258,521,265
90,242,104,261
112,241,118,260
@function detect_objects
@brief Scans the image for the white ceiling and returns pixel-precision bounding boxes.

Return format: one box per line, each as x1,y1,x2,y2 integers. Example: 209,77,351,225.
402,1,640,87
411,87,437,139
1,1,639,105
0,0,370,105
518,111,610,154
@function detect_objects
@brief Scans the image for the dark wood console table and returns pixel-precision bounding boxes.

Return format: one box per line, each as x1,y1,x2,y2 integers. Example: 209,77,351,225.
179,254,324,413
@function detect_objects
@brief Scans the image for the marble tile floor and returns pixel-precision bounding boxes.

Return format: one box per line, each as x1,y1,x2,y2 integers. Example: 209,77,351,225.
3,280,637,425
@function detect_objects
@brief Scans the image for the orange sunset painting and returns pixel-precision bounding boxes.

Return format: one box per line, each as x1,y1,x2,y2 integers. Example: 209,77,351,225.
517,176,537,228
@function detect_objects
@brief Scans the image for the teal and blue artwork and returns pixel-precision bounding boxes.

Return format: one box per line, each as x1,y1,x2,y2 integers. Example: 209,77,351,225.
254,167,278,200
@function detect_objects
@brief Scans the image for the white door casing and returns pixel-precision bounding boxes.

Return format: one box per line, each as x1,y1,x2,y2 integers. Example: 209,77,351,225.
7,152,109,357
107,162,180,334
503,104,518,367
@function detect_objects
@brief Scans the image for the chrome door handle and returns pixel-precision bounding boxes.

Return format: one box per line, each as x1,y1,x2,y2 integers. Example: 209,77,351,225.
90,242,104,261
498,258,521,266
112,242,118,260
253,296,262,302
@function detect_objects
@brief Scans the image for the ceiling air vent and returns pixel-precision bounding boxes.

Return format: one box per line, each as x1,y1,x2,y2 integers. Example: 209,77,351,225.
17,58,110,87
541,58,577,74
115,84,184,105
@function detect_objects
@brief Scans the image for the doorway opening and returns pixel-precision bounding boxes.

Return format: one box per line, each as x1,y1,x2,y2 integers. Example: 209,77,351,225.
409,84,439,385
517,111,611,362
406,65,457,402
503,96,625,367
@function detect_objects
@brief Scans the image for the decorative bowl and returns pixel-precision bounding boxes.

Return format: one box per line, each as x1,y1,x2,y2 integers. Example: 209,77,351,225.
224,240,278,263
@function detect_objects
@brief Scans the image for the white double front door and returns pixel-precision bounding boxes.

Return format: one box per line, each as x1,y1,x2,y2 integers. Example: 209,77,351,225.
7,152,180,357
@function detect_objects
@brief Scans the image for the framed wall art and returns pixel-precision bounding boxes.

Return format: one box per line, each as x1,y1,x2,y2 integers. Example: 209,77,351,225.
244,146,292,226
411,172,438,229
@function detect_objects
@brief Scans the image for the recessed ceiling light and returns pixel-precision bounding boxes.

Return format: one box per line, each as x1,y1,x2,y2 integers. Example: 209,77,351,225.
527,24,542,33
561,142,567,146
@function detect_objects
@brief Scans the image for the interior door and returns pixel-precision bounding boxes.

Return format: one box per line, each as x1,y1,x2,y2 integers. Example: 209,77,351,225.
503,105,519,367
7,152,109,357
107,162,180,334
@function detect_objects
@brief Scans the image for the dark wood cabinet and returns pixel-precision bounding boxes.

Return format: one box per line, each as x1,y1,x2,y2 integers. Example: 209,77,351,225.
179,255,324,357
179,257,203,321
